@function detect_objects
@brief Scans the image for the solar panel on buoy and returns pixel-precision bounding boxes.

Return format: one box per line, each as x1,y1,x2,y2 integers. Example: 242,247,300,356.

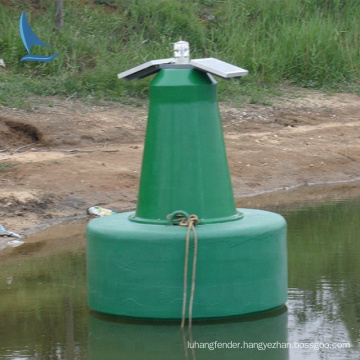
117,41,248,80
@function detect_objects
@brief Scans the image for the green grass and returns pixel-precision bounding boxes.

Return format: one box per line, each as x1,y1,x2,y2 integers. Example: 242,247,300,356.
1,0,360,107
0,162,15,172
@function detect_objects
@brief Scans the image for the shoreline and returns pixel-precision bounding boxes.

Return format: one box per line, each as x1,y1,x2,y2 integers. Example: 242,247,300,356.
3,177,360,240
0,177,359,262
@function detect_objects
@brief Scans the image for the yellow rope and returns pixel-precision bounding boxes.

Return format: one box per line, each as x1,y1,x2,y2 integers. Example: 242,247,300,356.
167,212,199,329
181,221,191,329
186,215,198,329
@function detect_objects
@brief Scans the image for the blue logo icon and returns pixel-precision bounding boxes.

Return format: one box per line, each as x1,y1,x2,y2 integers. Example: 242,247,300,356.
19,11,58,62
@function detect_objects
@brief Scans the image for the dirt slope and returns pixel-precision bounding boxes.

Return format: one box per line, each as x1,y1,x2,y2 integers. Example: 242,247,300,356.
1,89,360,235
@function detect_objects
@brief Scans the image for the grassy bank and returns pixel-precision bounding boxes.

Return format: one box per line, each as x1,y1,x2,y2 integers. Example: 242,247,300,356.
1,0,360,107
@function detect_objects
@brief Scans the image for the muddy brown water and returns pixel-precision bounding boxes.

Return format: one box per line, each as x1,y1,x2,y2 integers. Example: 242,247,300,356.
0,194,359,359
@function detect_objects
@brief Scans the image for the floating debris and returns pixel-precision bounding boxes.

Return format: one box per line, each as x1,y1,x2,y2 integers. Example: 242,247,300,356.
0,224,22,238
0,226,24,252
88,206,115,217
7,239,24,247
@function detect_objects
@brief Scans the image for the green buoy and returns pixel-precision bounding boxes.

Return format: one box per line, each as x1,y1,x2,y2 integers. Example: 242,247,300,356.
86,41,287,319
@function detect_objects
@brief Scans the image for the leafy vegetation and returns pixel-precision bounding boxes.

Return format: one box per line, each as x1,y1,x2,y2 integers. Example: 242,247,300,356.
1,0,360,107
0,162,15,172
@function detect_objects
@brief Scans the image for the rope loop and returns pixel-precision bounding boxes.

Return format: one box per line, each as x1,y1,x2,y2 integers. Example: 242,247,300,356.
167,210,199,227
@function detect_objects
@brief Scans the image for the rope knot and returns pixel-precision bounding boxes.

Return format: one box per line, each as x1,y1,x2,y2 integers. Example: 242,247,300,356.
167,211,199,227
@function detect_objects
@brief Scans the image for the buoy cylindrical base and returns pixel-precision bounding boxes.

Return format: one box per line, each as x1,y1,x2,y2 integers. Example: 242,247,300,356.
86,209,287,319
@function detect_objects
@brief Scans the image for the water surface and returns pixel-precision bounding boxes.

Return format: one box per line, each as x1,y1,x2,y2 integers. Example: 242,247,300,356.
0,196,359,359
